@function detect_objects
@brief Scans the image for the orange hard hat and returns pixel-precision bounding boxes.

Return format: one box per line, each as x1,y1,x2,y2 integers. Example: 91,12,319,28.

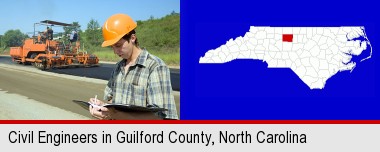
102,14,137,47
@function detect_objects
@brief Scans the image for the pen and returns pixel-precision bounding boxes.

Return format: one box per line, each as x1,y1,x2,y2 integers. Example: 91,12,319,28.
94,95,102,111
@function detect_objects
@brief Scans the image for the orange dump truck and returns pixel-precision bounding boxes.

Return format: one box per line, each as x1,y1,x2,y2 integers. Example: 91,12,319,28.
10,20,99,70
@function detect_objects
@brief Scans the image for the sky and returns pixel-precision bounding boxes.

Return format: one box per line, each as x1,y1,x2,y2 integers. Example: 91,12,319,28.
0,0,180,35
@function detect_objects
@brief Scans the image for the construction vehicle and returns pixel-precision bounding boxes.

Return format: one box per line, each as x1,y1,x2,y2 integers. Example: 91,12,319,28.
9,20,99,70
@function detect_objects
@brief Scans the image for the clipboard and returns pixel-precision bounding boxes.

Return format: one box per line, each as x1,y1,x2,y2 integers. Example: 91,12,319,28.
72,100,167,112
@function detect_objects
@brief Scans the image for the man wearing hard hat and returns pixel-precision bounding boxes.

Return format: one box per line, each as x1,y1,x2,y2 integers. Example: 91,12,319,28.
89,14,178,120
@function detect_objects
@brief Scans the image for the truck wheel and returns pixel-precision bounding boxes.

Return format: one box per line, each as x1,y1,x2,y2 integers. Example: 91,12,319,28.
30,53,38,66
42,58,47,70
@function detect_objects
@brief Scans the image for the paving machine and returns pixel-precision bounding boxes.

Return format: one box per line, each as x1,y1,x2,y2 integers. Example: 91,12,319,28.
10,20,99,70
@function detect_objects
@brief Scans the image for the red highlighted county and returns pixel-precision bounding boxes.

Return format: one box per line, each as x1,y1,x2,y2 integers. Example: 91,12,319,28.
282,34,293,42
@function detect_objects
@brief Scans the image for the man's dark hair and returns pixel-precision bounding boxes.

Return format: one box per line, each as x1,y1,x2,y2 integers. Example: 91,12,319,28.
122,30,139,47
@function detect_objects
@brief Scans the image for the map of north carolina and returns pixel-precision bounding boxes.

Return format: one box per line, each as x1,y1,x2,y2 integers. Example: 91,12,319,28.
199,27,372,89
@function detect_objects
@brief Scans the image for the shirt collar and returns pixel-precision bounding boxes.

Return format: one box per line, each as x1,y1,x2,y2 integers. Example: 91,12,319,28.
120,49,148,68
135,49,148,67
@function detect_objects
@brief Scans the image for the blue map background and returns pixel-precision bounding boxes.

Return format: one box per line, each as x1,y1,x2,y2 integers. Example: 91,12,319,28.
181,0,379,119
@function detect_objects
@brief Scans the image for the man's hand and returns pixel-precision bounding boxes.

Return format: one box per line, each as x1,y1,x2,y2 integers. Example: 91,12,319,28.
88,98,116,120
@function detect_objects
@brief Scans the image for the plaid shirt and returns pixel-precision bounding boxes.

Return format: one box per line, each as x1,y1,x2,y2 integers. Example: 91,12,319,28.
104,50,178,119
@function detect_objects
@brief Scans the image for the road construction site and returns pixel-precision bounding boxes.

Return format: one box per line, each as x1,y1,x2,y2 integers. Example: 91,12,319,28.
0,55,180,119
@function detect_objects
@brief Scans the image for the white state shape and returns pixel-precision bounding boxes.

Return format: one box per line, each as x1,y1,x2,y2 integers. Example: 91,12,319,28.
199,26,372,89
283,43,292,51
255,31,267,39
319,59,329,70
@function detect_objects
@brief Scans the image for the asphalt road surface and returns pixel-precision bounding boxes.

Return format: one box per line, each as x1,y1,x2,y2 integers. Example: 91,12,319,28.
0,64,104,119
0,55,180,91
0,56,180,119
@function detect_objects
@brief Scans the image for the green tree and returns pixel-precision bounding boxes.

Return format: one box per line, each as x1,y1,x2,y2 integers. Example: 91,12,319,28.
63,22,81,43
170,10,179,15
0,35,3,47
85,19,102,47
2,29,28,47
149,15,155,21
